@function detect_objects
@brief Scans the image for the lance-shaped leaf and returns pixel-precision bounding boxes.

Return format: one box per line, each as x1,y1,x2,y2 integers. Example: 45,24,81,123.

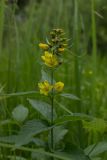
60,93,80,100
15,119,51,146
0,135,17,144
0,120,49,146
0,143,77,160
55,150,89,160
55,113,93,125
84,142,107,157
28,99,57,122
48,126,68,149
7,156,27,160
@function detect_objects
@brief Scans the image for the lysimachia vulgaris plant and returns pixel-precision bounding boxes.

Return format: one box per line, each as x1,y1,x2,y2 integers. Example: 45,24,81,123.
38,29,67,153
28,29,92,159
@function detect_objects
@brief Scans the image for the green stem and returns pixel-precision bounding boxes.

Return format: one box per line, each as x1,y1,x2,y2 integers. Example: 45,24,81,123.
51,69,54,159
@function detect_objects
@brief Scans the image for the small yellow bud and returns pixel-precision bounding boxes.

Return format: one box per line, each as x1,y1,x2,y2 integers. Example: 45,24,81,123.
63,44,67,47
54,82,64,92
58,48,65,52
39,43,49,50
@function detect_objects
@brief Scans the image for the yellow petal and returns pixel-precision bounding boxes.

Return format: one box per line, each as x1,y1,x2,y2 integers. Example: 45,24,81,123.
39,43,49,50
54,81,64,92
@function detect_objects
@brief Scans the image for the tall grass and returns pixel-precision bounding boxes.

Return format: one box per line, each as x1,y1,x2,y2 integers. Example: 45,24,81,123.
91,0,97,114
0,0,5,55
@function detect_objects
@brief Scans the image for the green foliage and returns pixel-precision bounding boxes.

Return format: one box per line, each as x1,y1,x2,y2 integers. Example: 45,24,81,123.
85,142,107,157
28,99,57,122
15,119,50,146
0,119,50,146
55,100,73,114
60,93,80,100
83,118,107,134
55,113,92,125
12,105,29,122
55,150,89,160
6,156,27,160
91,158,101,160
48,126,68,149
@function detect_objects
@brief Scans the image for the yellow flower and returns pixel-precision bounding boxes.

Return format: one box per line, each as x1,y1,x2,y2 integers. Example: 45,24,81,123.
58,48,65,52
38,81,53,96
54,81,64,92
39,43,49,50
41,51,58,67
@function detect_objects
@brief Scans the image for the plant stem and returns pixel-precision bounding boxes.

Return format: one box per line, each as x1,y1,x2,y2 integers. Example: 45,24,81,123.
51,69,54,159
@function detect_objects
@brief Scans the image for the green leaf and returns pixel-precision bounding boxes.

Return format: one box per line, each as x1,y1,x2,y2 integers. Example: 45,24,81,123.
84,142,107,157
91,158,101,160
0,142,76,160
0,120,49,146
53,126,68,145
32,138,45,147
48,126,68,148
55,100,73,114
55,150,89,160
55,113,92,125
0,119,51,146
0,135,17,144
32,148,49,160
15,119,50,146
60,93,80,100
0,119,11,126
28,99,57,122
0,91,39,99
82,118,107,134
0,136,45,148
12,105,29,122
55,144,89,160
8,156,27,160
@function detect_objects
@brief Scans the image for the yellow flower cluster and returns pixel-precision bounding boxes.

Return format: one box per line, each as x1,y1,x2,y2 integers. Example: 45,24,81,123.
41,51,58,67
38,81,53,96
39,29,68,68
38,29,67,96
38,81,64,96
54,82,64,92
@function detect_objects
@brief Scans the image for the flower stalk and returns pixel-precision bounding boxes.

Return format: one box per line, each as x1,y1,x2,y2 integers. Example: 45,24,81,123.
51,69,54,152
38,29,68,157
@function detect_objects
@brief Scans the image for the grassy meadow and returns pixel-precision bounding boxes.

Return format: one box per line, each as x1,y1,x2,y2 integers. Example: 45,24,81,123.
0,0,107,159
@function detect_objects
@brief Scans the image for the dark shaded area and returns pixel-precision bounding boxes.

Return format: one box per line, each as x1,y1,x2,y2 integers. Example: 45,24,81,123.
7,0,29,9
